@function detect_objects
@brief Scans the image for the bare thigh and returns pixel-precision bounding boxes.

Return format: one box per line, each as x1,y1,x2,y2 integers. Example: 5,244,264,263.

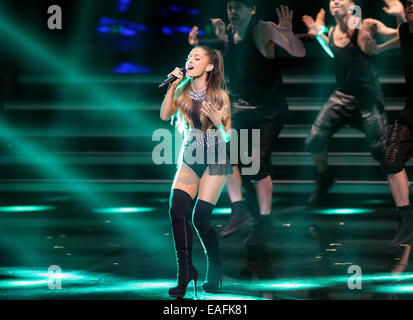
171,162,200,200
198,167,227,205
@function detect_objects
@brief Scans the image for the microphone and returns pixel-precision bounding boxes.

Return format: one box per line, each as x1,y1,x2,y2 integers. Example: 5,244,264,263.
158,67,186,89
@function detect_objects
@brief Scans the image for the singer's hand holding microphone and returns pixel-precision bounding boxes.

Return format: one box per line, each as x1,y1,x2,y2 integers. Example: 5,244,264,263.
159,67,187,121
159,67,186,89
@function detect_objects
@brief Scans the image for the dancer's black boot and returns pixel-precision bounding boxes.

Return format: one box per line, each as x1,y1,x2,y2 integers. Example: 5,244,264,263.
390,206,413,247
219,200,253,237
168,217,198,299
244,213,274,244
307,167,336,206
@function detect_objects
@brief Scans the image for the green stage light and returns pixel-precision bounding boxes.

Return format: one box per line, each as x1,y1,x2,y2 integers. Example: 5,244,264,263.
310,208,375,215
0,267,266,299
239,280,324,291
35,272,84,281
212,208,231,215
0,206,55,213
267,282,320,289
200,293,266,300
6,267,413,299
362,273,413,282
5,280,49,287
93,207,156,214
373,284,413,294
0,268,88,290
133,280,176,289
0,11,159,131
0,268,86,280
0,10,169,265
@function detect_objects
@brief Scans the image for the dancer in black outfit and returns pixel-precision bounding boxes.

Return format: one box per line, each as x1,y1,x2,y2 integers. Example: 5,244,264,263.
302,0,400,206
160,46,232,298
375,0,413,246
189,1,305,237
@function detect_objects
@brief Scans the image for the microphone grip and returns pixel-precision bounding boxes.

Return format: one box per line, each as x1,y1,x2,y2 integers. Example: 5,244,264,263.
158,75,177,89
158,68,186,89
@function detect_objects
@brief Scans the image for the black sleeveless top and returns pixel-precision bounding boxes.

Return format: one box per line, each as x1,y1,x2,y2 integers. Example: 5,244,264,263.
329,26,384,105
227,18,288,119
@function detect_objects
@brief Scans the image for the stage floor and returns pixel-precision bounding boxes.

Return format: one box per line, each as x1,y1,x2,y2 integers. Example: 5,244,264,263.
0,192,412,300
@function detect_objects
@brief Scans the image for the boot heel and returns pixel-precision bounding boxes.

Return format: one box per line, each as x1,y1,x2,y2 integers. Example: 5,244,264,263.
192,279,198,300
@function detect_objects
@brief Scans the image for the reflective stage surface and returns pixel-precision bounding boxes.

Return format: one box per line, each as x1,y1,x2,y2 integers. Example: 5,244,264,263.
0,192,411,300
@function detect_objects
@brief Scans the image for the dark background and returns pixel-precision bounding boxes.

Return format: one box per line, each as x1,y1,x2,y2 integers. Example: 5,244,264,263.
0,0,403,76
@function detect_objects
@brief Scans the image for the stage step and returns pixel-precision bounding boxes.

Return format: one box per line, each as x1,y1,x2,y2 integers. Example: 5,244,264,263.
0,179,401,194
0,73,408,189
6,74,406,103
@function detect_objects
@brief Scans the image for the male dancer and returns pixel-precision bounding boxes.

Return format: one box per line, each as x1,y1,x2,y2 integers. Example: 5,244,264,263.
302,0,400,206
189,1,305,237
375,0,413,246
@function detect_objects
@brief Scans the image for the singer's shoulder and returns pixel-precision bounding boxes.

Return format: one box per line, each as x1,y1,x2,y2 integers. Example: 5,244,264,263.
220,90,230,100
220,90,231,106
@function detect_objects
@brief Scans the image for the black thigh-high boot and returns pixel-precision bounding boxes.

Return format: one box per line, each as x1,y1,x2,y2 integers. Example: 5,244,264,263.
168,189,198,299
193,199,223,293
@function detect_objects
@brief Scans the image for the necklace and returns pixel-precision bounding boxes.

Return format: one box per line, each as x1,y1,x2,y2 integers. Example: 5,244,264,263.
190,88,206,102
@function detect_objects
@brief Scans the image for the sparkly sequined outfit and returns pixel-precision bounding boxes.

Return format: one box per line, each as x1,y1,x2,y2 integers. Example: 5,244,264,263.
181,89,233,178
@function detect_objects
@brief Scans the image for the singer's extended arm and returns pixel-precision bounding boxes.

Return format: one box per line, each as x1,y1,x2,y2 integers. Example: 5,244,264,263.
160,68,184,121
160,85,177,121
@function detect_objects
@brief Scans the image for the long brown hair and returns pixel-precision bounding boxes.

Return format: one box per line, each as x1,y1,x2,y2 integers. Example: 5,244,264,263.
173,46,228,132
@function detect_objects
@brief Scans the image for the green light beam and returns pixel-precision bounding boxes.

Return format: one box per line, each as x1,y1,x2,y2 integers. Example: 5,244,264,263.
0,10,160,132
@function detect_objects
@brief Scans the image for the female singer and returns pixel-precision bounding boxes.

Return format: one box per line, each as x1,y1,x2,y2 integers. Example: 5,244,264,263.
160,45,232,298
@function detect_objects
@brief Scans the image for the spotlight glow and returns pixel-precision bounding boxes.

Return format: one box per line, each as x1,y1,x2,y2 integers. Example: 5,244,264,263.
239,280,323,291
268,283,318,289
8,280,49,287
212,208,231,215
0,206,55,213
133,281,175,289
310,208,375,215
373,284,413,294
201,293,266,300
93,207,155,214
